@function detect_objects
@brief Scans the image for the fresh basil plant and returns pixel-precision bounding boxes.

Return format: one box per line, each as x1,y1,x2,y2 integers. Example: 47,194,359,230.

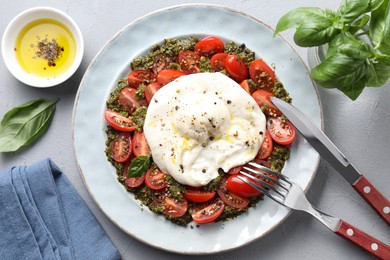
274,0,390,100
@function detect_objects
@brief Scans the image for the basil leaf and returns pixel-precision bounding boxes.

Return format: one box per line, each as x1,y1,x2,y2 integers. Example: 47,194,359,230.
367,60,390,86
366,0,385,12
327,33,374,59
338,0,370,22
127,155,150,178
311,53,370,90
338,80,367,100
274,7,333,35
0,98,59,152
293,17,339,47
349,14,370,34
369,0,390,54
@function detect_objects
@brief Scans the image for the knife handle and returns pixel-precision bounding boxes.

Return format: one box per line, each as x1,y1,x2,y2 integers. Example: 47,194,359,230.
353,175,390,225
335,220,390,259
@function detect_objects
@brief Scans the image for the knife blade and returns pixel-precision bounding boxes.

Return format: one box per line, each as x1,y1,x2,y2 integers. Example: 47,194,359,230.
271,96,390,224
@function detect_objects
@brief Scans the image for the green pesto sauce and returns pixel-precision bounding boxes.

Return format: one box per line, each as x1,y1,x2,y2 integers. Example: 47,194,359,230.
131,37,199,70
267,144,290,173
131,107,147,131
224,41,255,65
105,36,292,226
136,84,146,100
272,82,292,103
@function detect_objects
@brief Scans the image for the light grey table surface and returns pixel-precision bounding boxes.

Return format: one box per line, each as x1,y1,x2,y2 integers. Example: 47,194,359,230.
1,1,389,259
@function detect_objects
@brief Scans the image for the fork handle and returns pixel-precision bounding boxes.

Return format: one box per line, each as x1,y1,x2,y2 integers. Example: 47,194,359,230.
335,220,390,259
352,175,390,225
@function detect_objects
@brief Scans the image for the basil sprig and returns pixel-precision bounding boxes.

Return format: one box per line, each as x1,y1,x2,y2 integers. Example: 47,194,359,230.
0,98,59,152
127,155,150,178
274,0,390,100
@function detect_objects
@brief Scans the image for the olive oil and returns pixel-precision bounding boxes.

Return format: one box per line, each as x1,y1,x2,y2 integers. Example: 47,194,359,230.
15,18,76,78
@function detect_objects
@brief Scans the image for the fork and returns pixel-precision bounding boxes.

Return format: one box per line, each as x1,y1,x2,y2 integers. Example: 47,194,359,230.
238,161,390,259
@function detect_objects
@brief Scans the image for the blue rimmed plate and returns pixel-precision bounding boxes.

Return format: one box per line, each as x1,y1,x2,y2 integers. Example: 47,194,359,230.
72,4,322,254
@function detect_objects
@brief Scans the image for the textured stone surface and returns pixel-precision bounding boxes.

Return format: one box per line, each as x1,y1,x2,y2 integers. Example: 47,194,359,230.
1,1,389,259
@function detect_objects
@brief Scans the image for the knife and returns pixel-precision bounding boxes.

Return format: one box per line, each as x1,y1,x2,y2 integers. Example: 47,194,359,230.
270,96,390,225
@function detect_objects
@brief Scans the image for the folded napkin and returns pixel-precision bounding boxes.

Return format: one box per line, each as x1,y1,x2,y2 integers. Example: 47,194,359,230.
0,158,121,260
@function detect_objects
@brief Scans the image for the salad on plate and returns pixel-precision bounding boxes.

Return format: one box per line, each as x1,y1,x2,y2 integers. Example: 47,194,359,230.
104,35,296,226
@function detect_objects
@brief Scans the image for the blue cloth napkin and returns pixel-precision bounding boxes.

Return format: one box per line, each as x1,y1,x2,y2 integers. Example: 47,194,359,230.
0,158,121,260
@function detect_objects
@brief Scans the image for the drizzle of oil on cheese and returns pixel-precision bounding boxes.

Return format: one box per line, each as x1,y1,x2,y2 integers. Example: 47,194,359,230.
14,18,76,78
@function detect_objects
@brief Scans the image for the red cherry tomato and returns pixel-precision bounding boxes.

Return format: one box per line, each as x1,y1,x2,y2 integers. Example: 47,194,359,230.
224,54,249,83
249,59,276,91
178,50,200,74
183,189,216,203
267,117,296,145
191,198,225,224
240,79,252,94
217,176,250,209
163,197,188,217
210,53,228,71
122,159,145,188
119,87,141,113
156,69,186,86
144,82,162,104
251,90,282,117
256,130,273,160
194,36,224,57
227,165,243,175
152,192,189,217
105,110,136,132
145,167,167,190
226,174,261,198
132,131,151,157
110,132,132,163
127,69,156,88
152,54,173,74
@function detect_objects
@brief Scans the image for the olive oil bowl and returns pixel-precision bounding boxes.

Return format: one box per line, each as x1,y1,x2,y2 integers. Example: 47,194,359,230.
1,7,84,88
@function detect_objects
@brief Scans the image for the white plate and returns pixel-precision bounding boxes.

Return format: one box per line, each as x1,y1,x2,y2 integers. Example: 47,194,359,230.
72,4,322,254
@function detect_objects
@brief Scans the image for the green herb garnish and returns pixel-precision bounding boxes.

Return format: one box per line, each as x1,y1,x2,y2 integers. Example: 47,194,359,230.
274,0,390,100
0,98,59,152
127,156,150,178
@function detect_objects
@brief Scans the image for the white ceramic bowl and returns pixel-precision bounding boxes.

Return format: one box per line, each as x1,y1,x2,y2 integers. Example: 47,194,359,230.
1,7,84,88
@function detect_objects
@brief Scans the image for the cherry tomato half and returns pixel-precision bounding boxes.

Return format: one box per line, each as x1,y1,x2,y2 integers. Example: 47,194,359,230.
178,50,200,74
210,52,227,71
217,176,250,209
249,59,276,91
110,132,132,163
251,90,282,117
105,110,136,132
191,198,225,224
183,189,216,203
194,36,224,57
144,82,162,104
163,197,188,217
132,131,151,157
227,165,243,175
145,167,168,190
267,117,296,145
157,69,186,86
119,87,142,113
256,130,273,160
127,69,156,88
239,79,252,94
225,54,249,83
226,174,261,198
122,159,145,188
152,54,173,74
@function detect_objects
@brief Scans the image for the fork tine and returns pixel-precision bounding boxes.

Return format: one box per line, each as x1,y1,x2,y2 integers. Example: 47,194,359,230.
239,170,286,199
248,161,290,183
241,166,287,191
237,176,284,204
